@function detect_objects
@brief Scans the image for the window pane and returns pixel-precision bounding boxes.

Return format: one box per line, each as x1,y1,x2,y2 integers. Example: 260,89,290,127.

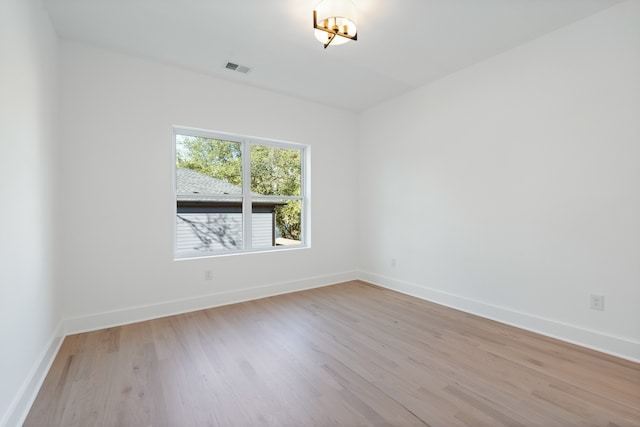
275,200,302,246
251,203,277,248
250,145,301,196
250,200,302,248
176,134,244,255
176,135,242,193
176,211,243,254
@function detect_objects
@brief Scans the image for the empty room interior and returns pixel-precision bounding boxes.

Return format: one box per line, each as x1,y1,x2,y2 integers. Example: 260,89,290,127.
1,0,639,425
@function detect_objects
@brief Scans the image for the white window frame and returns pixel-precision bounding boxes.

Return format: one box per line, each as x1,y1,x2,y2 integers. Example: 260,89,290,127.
173,127,310,259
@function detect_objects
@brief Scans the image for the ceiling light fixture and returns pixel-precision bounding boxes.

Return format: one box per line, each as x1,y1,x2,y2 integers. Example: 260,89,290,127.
313,0,358,49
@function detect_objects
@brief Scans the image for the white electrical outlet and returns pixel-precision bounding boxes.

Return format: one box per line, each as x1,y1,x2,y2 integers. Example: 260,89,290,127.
590,294,604,311
205,270,213,281
391,258,397,268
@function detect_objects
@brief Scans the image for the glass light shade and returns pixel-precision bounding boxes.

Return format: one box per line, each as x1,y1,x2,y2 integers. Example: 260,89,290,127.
313,0,357,45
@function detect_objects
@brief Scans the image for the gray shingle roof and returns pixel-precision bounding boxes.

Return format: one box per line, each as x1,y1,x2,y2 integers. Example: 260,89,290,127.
176,168,287,206
176,168,241,196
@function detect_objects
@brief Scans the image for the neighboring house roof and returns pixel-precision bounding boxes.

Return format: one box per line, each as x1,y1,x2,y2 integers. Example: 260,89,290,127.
176,168,285,207
177,168,241,196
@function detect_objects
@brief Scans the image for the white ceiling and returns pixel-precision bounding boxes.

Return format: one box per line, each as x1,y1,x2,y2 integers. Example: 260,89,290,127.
44,0,621,112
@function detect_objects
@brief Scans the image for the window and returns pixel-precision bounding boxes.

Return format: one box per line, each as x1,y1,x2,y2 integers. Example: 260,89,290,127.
174,128,308,258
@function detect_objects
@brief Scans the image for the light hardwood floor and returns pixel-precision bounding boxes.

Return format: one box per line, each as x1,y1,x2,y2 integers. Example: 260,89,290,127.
25,281,640,426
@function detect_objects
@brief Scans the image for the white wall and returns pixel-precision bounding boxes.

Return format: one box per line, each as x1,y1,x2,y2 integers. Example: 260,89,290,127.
58,41,358,329
358,1,640,360
0,0,62,425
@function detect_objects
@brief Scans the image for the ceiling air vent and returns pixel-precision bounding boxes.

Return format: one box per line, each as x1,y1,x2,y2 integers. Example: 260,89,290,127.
224,61,251,74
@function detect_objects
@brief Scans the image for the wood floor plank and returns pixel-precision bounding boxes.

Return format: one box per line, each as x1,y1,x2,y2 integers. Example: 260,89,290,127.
24,281,640,426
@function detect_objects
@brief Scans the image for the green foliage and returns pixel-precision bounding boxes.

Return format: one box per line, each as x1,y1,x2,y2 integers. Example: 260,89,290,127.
177,136,302,241
251,145,301,241
276,201,301,241
250,145,300,196
176,136,242,186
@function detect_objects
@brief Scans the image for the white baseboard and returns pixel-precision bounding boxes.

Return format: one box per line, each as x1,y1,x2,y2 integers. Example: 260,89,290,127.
358,271,640,363
1,321,65,427
64,270,359,335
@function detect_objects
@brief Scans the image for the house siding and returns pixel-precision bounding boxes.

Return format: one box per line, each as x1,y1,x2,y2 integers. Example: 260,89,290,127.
176,213,274,254
252,213,274,248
